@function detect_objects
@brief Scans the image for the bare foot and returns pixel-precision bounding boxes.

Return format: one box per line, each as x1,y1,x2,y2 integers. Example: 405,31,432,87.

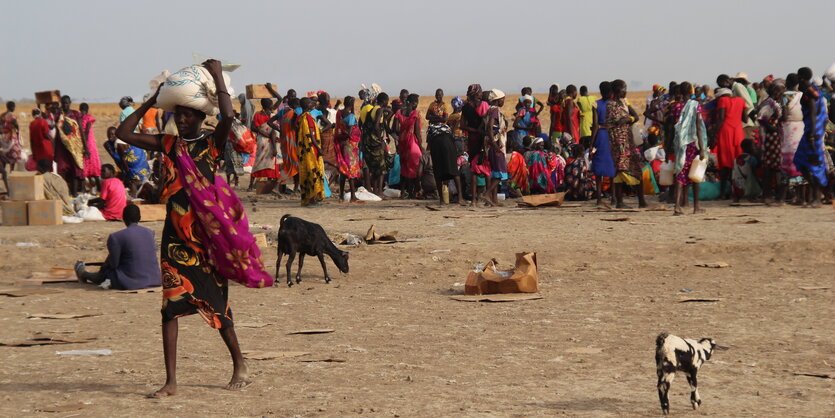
693,208,706,214
147,383,177,398
673,209,684,216
226,363,252,391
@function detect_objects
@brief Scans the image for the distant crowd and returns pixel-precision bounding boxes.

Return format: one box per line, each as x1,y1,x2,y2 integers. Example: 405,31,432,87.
1,66,833,216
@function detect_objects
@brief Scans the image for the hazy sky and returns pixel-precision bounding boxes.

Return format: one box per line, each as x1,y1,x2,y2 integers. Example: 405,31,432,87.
3,0,833,102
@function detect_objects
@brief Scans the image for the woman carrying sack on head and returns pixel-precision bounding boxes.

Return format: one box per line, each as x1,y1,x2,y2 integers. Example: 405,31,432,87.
116,59,273,398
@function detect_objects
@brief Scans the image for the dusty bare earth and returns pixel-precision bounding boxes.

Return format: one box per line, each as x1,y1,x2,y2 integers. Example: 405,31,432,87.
1,192,834,417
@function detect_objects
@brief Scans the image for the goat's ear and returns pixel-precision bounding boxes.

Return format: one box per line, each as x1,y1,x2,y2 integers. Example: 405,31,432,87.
343,252,349,258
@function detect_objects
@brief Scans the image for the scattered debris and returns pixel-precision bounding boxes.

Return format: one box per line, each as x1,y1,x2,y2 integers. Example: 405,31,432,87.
346,216,407,222
287,329,335,335
35,403,91,413
56,349,112,356
678,297,722,303
443,214,499,219
694,262,730,268
450,294,543,303
739,219,762,224
798,286,830,291
424,205,441,211
518,193,565,207
791,371,835,379
243,350,309,360
465,253,539,295
236,322,272,328
300,358,347,363
437,222,455,227
602,217,630,222
565,347,604,354
0,288,62,297
340,233,364,246
115,287,161,294
429,249,451,254
0,335,96,347
364,225,398,244
15,242,40,247
29,313,102,320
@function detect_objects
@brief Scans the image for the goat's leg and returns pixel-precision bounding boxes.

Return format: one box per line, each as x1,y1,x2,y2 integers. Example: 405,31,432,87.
285,251,296,287
318,253,331,283
657,368,674,415
687,370,701,410
275,249,284,286
295,254,305,284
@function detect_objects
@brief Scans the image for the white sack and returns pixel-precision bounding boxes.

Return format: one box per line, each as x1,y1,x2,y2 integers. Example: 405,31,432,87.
156,66,233,116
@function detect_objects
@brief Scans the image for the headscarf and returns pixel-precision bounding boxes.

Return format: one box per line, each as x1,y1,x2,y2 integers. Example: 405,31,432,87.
467,84,482,97
522,94,534,104
763,74,774,83
714,88,732,97
488,89,505,102
451,96,464,111
653,85,666,94
826,62,835,83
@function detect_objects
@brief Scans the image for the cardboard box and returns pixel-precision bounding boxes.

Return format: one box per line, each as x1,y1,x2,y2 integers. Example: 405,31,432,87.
245,84,278,100
27,200,62,226
8,172,45,201
139,204,167,222
465,252,539,295
35,90,61,105
1,201,28,226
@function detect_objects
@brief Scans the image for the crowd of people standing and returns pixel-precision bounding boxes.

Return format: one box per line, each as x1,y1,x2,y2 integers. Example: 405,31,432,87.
1,66,833,216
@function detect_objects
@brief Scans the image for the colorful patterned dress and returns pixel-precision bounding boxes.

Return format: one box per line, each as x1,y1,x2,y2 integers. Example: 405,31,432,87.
297,112,325,205
757,96,782,170
81,114,102,177
394,110,422,179
159,135,232,328
0,112,22,166
605,99,641,184
279,108,299,181
334,110,362,179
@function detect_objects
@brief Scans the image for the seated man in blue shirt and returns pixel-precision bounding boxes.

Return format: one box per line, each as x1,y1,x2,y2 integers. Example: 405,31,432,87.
74,204,161,290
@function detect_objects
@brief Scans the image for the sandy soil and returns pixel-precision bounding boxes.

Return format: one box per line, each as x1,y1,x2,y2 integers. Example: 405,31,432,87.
1,192,834,416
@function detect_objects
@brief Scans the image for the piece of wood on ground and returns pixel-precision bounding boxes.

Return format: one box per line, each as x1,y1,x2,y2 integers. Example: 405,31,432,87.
35,403,90,413
236,322,272,328
565,347,604,354
299,358,347,363
242,350,309,360
0,335,96,347
678,297,723,303
28,313,102,319
798,286,830,291
287,329,335,335
450,294,543,303
443,214,500,219
791,371,835,379
518,193,565,208
602,217,630,222
115,287,161,294
424,205,441,211
0,288,62,297
694,262,730,268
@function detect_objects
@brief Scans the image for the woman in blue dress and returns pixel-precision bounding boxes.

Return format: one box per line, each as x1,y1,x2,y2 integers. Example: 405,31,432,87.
590,81,615,206
793,67,829,207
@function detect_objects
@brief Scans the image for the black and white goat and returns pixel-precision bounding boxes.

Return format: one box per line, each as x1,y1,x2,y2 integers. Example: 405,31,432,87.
276,214,349,287
655,333,725,415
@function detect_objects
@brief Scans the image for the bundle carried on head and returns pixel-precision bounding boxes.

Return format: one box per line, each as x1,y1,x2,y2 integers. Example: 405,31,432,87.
156,65,233,116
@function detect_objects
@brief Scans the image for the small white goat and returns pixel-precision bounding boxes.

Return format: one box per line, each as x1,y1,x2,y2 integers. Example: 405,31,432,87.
655,333,725,415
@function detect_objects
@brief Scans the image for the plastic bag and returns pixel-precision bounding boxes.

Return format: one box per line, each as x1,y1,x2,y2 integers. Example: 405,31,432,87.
229,119,256,153
156,66,233,116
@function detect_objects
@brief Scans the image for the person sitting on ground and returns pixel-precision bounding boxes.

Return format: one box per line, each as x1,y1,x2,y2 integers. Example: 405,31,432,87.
36,158,74,216
75,204,161,290
88,164,127,220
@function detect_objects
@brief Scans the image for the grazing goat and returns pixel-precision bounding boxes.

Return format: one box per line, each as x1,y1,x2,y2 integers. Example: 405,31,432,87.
656,333,725,415
276,214,349,286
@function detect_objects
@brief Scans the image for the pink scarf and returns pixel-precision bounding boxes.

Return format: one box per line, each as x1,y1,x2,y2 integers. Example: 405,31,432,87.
173,140,273,288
